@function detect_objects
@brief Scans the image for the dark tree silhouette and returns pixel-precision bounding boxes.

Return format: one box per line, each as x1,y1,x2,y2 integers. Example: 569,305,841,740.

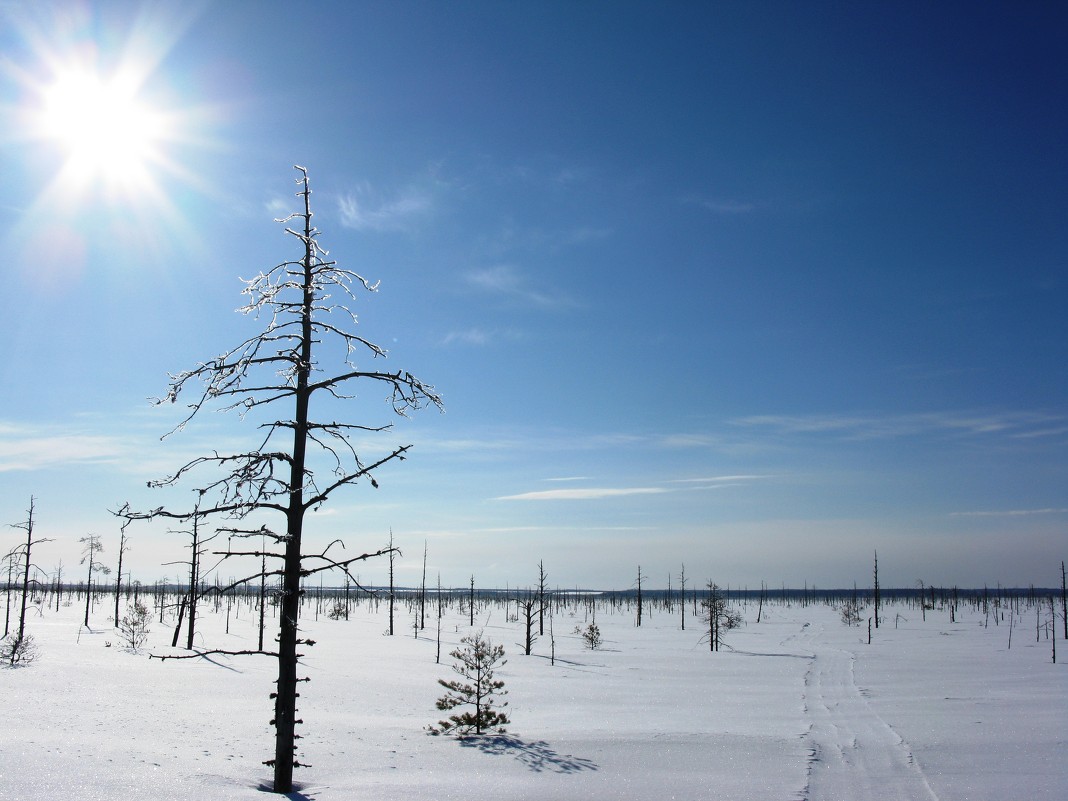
5,497,52,665
536,560,548,636
113,517,131,629
679,563,686,631
517,590,538,655
873,550,881,629
78,534,110,629
387,529,396,636
117,167,441,793
701,582,741,652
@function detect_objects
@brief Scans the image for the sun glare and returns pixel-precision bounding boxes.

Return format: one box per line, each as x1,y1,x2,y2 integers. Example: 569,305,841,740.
39,68,164,191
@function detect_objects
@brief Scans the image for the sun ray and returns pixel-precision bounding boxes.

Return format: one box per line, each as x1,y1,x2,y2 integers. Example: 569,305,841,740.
2,2,217,288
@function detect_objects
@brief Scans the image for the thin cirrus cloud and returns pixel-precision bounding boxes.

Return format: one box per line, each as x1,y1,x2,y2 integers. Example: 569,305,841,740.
440,328,491,347
494,487,669,501
668,475,768,484
0,428,125,473
465,264,576,310
682,194,756,214
439,327,524,347
949,508,1068,517
337,184,432,232
732,411,1067,440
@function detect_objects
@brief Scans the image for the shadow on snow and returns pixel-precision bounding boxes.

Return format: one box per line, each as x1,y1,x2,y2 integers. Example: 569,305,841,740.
458,734,599,774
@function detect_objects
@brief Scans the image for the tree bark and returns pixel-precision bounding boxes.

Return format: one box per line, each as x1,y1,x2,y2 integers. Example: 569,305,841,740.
273,180,316,794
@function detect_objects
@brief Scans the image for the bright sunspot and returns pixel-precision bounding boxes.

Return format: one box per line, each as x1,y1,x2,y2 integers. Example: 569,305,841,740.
40,68,164,191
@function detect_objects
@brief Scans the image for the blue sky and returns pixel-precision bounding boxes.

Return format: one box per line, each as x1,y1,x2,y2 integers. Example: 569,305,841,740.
1,1,1065,591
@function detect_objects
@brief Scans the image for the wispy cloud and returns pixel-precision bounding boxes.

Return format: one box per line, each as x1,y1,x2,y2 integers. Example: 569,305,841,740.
494,487,668,501
440,328,491,346
659,433,720,448
732,411,1066,441
949,508,1068,517
337,182,432,232
0,423,126,472
683,195,755,214
464,264,576,310
668,475,769,484
439,327,524,347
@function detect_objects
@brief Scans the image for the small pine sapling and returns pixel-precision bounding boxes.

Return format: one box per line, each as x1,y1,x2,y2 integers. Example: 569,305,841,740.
840,599,863,626
578,622,602,650
429,631,509,736
120,600,152,652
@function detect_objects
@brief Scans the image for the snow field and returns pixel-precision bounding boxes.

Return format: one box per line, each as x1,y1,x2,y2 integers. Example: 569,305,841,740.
1,592,1064,800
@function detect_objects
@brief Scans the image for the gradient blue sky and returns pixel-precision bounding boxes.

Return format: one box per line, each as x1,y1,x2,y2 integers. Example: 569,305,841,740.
2,1,1065,590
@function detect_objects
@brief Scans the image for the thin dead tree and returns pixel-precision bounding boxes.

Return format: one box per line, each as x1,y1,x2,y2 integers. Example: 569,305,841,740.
113,516,132,628
635,565,645,627
78,534,110,629
1061,560,1066,641
162,509,221,651
387,528,396,636
873,550,881,629
679,563,686,631
115,167,441,793
6,497,53,664
536,560,548,637
517,589,538,656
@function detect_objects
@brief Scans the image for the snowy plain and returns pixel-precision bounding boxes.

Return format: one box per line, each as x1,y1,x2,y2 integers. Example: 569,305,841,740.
1,591,1064,801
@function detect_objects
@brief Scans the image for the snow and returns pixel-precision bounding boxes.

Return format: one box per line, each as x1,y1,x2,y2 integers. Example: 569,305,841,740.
1,594,1064,800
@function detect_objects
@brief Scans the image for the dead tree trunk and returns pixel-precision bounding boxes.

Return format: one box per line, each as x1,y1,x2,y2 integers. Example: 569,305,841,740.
388,530,396,636
272,183,317,792
117,167,440,795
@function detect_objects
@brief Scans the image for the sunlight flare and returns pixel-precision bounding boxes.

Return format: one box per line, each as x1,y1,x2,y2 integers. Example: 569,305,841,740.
37,66,165,193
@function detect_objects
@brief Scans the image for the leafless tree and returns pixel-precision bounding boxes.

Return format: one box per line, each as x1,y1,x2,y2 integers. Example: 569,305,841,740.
700,582,741,652
1061,561,1066,641
5,498,52,665
116,167,441,793
113,516,132,628
679,563,686,631
635,565,645,627
536,560,548,636
387,529,396,636
517,590,538,656
419,540,428,630
161,508,221,650
79,534,110,629
873,550,881,629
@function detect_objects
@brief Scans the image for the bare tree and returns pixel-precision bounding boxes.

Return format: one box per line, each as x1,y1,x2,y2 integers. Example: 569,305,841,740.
113,517,132,628
164,509,221,650
517,590,538,656
679,563,686,631
635,565,645,627
419,540,428,630
536,560,548,636
873,550,881,629
5,498,52,665
387,528,396,636
1061,560,1066,641
79,534,110,629
469,574,475,627
116,167,441,793
701,582,741,652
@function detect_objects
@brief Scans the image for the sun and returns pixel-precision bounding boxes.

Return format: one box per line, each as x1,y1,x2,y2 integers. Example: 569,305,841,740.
38,67,165,193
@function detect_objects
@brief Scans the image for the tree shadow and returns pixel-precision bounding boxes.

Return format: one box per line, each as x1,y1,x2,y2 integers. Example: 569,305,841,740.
458,734,599,774
255,781,318,799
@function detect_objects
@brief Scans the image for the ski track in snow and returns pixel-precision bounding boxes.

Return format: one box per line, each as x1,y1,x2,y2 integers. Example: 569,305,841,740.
791,622,940,801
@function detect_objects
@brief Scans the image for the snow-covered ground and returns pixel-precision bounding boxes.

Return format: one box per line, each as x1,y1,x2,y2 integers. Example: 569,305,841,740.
1,592,1063,800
